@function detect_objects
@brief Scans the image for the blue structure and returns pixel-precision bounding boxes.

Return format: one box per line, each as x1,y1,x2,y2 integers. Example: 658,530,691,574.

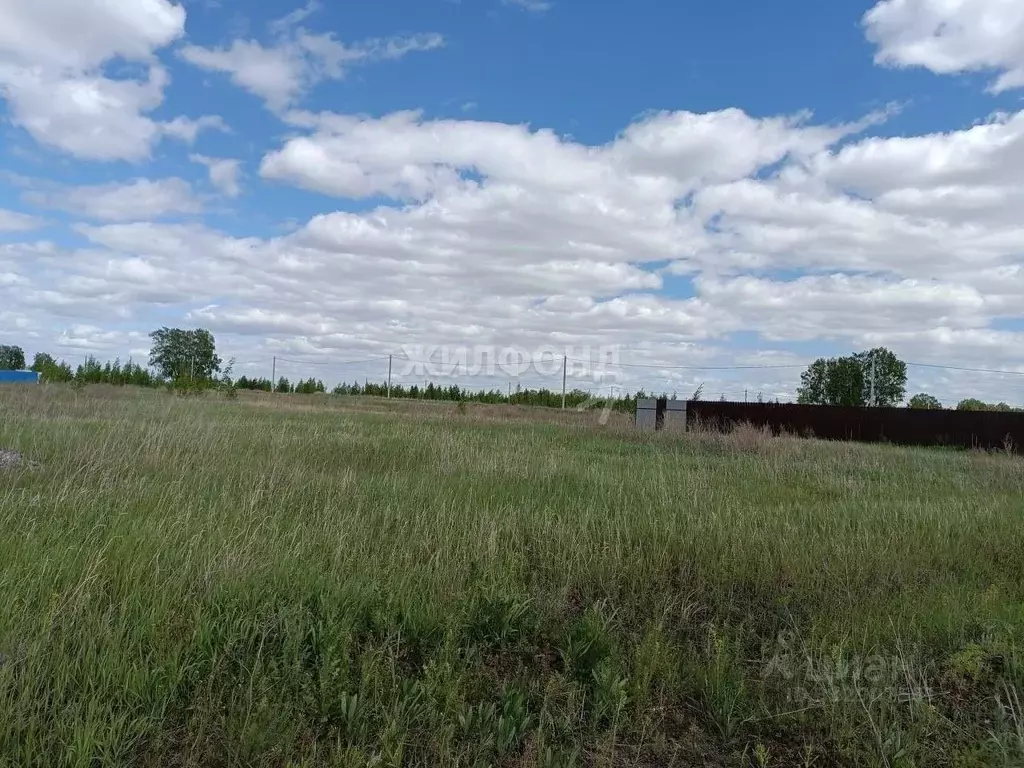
0,370,40,384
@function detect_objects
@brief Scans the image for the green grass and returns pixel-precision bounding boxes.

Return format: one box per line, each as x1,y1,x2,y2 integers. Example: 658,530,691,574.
1,385,1023,767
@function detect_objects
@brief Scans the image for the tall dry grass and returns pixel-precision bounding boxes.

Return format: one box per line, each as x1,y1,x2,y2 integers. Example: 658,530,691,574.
0,385,1022,767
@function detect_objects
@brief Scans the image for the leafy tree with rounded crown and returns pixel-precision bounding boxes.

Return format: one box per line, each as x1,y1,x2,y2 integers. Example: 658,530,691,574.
149,328,222,382
797,348,907,407
957,399,1021,412
0,344,25,371
797,356,864,406
853,348,907,407
908,393,942,410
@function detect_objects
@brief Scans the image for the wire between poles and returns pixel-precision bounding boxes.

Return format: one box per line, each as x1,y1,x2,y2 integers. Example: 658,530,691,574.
906,362,1024,376
566,356,804,371
273,355,392,367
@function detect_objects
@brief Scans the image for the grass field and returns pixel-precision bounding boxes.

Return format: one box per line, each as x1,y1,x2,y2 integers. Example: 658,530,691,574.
1,385,1023,767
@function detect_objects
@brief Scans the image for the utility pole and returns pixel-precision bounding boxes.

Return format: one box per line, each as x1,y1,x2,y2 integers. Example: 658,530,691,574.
561,354,567,410
272,356,276,391
745,389,748,403
387,354,392,399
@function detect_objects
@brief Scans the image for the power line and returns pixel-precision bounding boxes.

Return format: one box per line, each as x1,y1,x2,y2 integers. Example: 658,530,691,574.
184,349,1024,379
388,351,798,372
907,361,1024,377
566,356,803,371
28,344,1024,386
574,356,1024,377
273,354,391,367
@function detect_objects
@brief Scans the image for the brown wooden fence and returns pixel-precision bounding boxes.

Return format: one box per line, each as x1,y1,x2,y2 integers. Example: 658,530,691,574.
685,400,1024,452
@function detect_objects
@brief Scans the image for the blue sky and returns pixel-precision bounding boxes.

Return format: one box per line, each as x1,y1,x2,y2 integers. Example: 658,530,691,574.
2,0,1024,404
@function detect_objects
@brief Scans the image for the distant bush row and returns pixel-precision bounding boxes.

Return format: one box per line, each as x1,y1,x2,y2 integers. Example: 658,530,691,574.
238,376,641,412
8,351,643,413
6,341,1016,413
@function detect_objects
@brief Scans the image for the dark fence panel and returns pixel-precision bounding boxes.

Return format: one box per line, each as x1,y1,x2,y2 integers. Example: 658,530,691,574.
686,401,1024,451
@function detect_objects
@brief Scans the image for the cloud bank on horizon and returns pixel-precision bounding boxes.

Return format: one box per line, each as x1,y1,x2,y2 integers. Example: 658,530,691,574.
1,0,1024,404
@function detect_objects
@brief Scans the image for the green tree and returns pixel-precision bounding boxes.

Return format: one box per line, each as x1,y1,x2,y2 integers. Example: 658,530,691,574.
276,377,292,393
797,356,864,406
30,352,56,372
294,378,325,394
854,348,907,407
827,357,867,406
796,359,828,405
0,344,25,370
75,356,104,384
31,352,74,383
957,399,1021,412
957,399,990,411
908,393,942,410
148,328,222,382
797,348,906,407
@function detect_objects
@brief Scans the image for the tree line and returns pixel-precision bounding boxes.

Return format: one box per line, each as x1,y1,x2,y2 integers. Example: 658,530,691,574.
239,375,642,411
795,347,1021,411
0,335,646,411
2,336,1020,412
235,376,328,394
0,348,157,387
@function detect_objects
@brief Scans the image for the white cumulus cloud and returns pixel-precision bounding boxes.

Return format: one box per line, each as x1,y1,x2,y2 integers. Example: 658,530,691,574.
0,0,184,70
865,0,1024,91
190,155,243,197
0,0,224,161
0,209,42,232
3,1,1024,405
179,3,443,111
25,178,202,222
